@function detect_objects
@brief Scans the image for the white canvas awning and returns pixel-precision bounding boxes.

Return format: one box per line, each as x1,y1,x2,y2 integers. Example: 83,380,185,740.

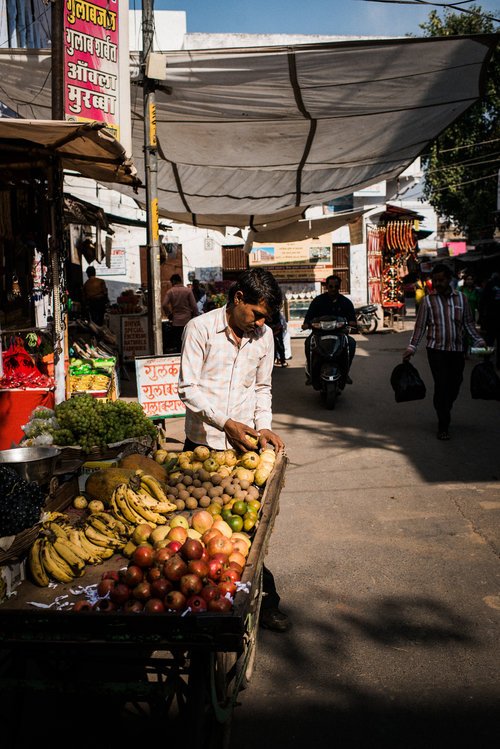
0,118,139,186
0,34,497,228
243,208,366,250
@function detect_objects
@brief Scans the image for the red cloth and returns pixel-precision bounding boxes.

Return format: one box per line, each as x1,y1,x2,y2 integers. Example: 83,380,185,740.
0,389,55,450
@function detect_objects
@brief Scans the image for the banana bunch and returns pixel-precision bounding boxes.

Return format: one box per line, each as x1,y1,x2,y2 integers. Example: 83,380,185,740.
82,511,129,555
28,512,127,587
109,478,176,528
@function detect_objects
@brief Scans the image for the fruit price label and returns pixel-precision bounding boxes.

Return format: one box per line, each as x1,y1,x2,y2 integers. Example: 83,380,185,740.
135,355,186,420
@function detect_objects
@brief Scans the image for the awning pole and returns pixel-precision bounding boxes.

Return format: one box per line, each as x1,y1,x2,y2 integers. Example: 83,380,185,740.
142,0,163,355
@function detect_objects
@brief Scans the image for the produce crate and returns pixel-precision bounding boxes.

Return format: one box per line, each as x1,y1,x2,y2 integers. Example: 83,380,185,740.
55,436,154,465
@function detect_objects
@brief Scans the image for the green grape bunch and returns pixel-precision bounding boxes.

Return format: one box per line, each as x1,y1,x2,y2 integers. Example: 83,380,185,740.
46,395,156,451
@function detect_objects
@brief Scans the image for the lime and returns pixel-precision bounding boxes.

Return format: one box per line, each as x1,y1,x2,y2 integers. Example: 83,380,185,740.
243,516,257,532
221,508,233,521
232,500,248,516
244,510,258,523
247,499,261,513
227,515,244,532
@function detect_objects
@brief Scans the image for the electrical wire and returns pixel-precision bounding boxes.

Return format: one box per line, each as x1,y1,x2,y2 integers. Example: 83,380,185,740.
426,171,498,191
429,137,500,154
359,0,500,24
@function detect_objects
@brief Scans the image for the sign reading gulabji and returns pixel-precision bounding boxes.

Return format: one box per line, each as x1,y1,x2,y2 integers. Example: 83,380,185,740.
135,356,186,420
63,0,120,138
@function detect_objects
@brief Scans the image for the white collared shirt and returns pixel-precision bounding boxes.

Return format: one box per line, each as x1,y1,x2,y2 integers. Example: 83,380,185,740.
178,305,274,449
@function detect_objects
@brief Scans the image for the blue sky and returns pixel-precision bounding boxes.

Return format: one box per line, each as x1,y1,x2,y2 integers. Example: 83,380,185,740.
149,1,499,37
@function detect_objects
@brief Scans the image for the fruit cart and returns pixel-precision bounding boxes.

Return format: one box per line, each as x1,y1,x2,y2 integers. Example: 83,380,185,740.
0,451,288,748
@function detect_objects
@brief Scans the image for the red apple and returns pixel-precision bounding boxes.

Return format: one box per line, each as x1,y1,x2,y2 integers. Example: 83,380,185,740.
154,547,175,564
200,583,219,603
186,594,207,613
179,573,203,597
228,561,244,575
109,583,130,606
123,565,144,587
163,555,188,582
222,568,241,583
167,526,188,544
180,538,204,561
93,598,117,612
146,566,162,583
200,547,210,563
202,528,222,545
207,558,224,582
207,594,233,613
73,599,93,612
207,535,233,558
97,578,117,597
144,598,166,614
167,540,183,553
101,570,120,581
217,579,237,597
187,559,209,579
151,577,173,598
132,580,152,602
132,544,155,568
123,599,144,613
165,589,187,612
210,552,229,567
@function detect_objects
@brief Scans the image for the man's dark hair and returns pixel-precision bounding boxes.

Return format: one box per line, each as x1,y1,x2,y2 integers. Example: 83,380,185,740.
227,268,283,312
431,263,452,278
170,274,182,284
325,274,341,287
86,266,96,277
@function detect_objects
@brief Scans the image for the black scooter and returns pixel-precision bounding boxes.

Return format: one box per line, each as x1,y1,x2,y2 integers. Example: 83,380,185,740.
355,304,378,334
305,316,352,409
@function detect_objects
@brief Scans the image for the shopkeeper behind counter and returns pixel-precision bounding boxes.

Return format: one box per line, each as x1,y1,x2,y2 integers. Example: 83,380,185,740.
82,266,109,326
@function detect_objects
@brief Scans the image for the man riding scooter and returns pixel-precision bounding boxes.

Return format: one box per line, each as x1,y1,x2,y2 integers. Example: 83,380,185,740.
302,275,357,386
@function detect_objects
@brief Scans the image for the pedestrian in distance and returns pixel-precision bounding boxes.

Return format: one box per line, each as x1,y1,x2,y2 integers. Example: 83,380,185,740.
403,263,486,441
178,267,291,633
82,266,109,326
162,273,199,353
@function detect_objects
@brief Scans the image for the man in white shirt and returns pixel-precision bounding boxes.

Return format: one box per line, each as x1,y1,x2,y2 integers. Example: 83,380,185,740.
178,268,290,632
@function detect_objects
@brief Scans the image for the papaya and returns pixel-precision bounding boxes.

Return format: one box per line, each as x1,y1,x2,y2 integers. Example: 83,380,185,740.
85,468,136,503
117,453,168,482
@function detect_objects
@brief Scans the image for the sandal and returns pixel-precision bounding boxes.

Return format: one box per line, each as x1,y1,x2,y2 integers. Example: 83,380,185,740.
437,431,450,441
281,361,289,367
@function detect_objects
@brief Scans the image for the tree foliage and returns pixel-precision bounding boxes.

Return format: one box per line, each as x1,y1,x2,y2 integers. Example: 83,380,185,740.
419,6,499,240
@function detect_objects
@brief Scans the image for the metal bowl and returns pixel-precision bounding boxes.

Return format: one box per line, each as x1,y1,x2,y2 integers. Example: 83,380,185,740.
0,446,61,486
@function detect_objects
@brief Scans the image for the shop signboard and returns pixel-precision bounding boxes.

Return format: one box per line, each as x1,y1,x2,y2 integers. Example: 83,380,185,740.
121,315,149,361
63,0,120,139
92,247,126,275
249,236,333,284
135,355,186,419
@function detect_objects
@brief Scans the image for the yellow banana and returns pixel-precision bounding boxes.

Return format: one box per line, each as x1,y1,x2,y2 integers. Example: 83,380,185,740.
139,481,154,497
135,490,176,514
140,474,168,502
45,521,70,541
87,515,121,539
28,538,50,587
76,530,110,561
84,524,124,550
114,485,142,525
109,489,132,527
41,541,76,583
123,487,154,525
126,493,167,525
122,540,138,558
67,529,99,564
52,538,86,573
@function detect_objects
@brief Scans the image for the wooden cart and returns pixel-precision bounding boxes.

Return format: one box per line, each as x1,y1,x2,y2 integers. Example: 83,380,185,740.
0,452,288,747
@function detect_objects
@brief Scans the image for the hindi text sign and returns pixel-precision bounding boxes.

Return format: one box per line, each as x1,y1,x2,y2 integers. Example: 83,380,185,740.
135,355,186,420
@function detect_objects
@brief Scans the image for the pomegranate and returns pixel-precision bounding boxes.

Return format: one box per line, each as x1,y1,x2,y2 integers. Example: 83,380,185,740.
151,577,173,599
123,565,144,587
163,555,188,582
165,590,187,612
97,578,117,597
187,559,210,579
73,600,93,613
180,538,204,561
207,594,232,613
144,598,166,614
186,594,208,613
123,599,144,613
109,583,131,606
132,581,152,602
132,544,155,568
179,573,203,597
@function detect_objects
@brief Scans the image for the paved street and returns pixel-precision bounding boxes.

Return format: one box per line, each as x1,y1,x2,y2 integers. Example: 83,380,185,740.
227,320,500,748
124,313,500,747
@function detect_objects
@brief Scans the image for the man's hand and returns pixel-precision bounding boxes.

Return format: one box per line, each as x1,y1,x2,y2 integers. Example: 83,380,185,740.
403,348,413,362
258,428,284,451
224,419,261,453
301,321,310,330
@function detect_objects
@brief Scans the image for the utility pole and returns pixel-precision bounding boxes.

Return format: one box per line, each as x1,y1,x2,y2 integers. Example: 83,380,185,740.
50,0,66,403
142,0,163,355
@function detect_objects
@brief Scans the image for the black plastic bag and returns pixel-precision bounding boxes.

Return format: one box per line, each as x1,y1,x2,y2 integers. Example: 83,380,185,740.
390,361,426,403
470,361,500,400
